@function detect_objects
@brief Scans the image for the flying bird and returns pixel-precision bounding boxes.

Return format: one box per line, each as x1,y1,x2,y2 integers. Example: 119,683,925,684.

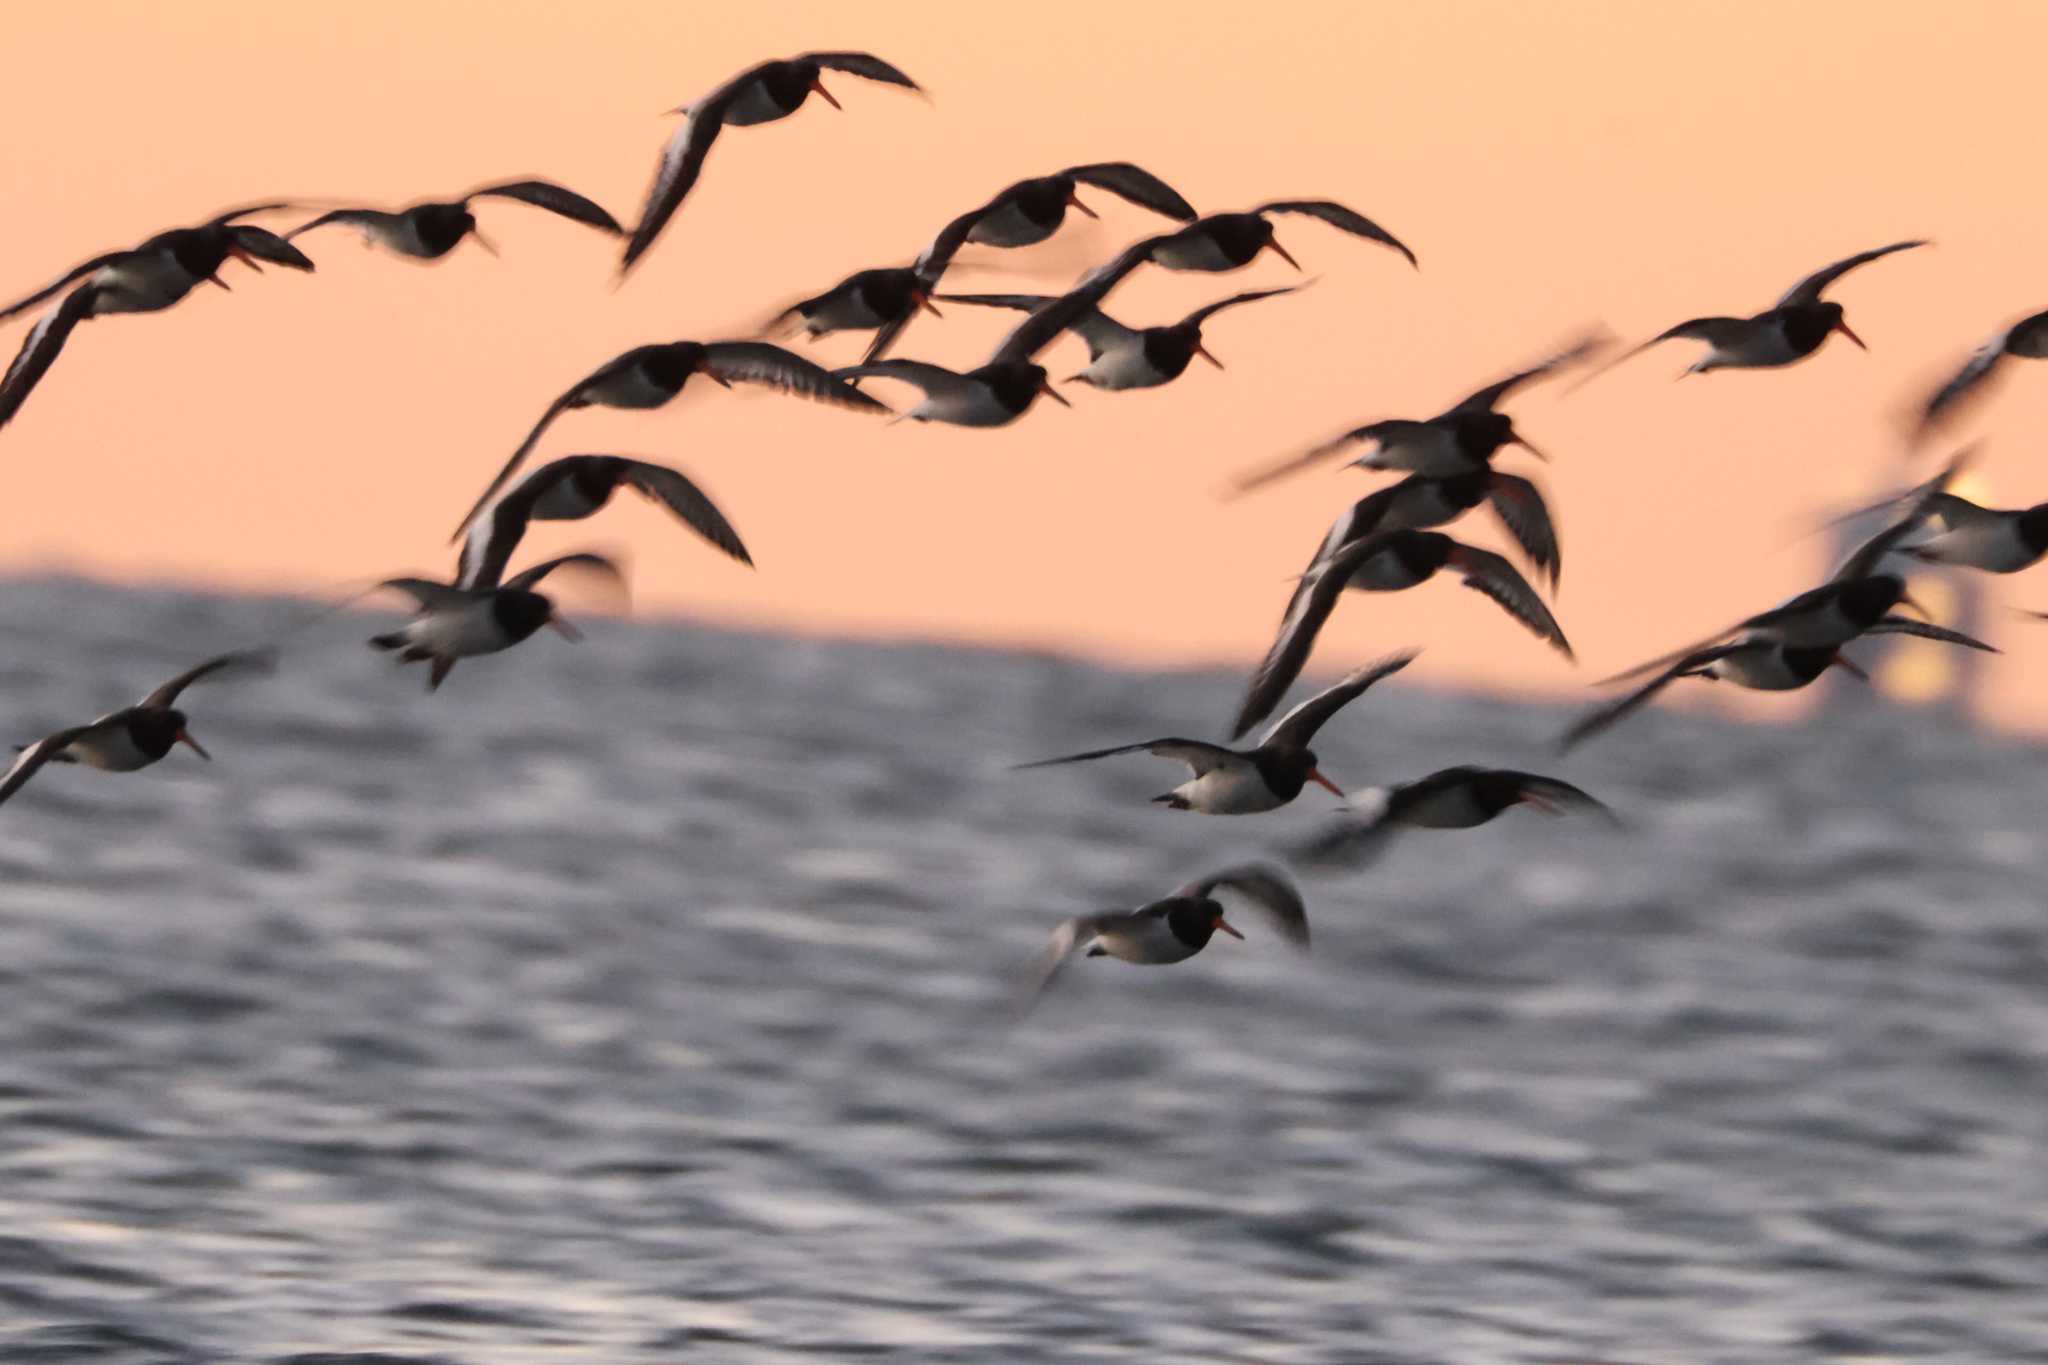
1291,471,1563,608
1826,446,2048,576
830,238,1163,426
0,205,313,432
1289,766,1615,867
1560,621,1994,751
1229,334,1604,495
621,52,922,274
1578,240,1927,385
1233,530,1570,740
1013,652,1415,813
1016,863,1307,1018
1139,202,1415,274
369,552,626,692
450,340,886,540
459,453,752,592
0,648,275,810
933,284,1306,391
1914,307,2048,441
772,162,1195,364
286,179,621,260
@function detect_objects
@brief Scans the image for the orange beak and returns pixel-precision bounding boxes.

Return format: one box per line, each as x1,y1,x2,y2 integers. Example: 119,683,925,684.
1896,591,1931,620
1065,190,1098,220
810,77,842,110
1831,651,1871,682
176,728,211,761
549,615,582,642
228,245,264,273
471,229,501,258
917,291,943,319
1038,377,1072,407
1308,767,1344,797
1213,913,1244,941
696,358,733,389
1263,237,1302,271
1834,318,1868,350
1511,435,1551,463
207,274,232,291
1195,343,1225,370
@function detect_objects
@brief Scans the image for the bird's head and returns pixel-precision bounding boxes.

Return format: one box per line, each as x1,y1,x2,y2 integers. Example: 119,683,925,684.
1168,900,1243,949
1817,300,1865,350
139,707,210,762
1269,746,1343,800
492,588,577,645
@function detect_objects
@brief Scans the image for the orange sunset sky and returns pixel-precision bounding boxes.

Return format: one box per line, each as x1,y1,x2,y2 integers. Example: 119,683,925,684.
5,3,2047,725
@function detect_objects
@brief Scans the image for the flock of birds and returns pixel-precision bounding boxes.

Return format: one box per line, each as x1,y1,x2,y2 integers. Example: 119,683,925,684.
4,50,2047,1018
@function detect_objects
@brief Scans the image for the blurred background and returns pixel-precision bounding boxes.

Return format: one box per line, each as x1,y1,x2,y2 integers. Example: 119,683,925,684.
6,4,2048,1362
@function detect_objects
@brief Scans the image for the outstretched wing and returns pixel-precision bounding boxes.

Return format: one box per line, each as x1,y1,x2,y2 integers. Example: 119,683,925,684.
1445,544,1573,658
1449,331,1610,413
468,180,624,234
1227,420,1436,497
1014,912,1124,1019
619,101,732,273
226,226,315,270
1484,473,1562,589
137,648,278,710
285,208,394,241
1184,863,1310,949
1778,239,1928,308
1498,771,1619,821
0,252,127,323
619,460,752,566
702,341,892,411
1860,617,1997,653
1566,317,1751,391
1065,163,1197,222
1012,738,1243,778
0,727,93,809
1916,309,2048,438
447,376,596,544
1230,535,1379,739
1560,645,1742,750
937,291,1130,356
376,577,475,613
504,551,628,597
804,52,923,90
833,359,972,401
1180,283,1307,331
0,286,98,431
1260,650,1419,750
1252,201,1416,267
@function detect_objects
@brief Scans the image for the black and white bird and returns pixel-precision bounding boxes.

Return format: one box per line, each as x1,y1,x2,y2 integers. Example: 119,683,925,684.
1560,621,1995,751
1579,240,1927,384
451,340,887,540
369,552,626,692
1291,470,1563,605
1234,530,1571,740
1230,334,1604,494
830,240,1161,427
1290,765,1615,866
933,284,1306,391
0,649,275,809
286,179,621,260
1016,863,1308,1018
1914,307,2048,441
1013,652,1414,813
0,205,314,431
621,52,923,274
1829,446,2048,576
459,453,752,591
781,167,1195,365
1136,202,1415,274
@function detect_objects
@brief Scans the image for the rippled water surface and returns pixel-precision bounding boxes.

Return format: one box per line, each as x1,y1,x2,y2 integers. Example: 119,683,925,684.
5,576,2048,1363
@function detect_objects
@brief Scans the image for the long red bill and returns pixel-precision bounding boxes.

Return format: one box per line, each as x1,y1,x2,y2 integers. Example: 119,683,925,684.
1832,651,1871,682
918,293,944,318
471,230,501,258
549,615,583,642
1897,591,1931,620
1039,378,1072,407
176,729,212,761
1264,237,1302,271
810,77,842,110
1213,914,1245,941
1835,318,1868,350
696,359,733,389
1065,191,1098,220
1196,343,1225,370
1512,435,1551,462
1309,767,1344,797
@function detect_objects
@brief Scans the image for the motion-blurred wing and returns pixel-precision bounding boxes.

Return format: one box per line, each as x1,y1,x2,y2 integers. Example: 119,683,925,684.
1065,163,1197,222
1260,650,1418,750
1184,863,1309,949
1778,239,1928,308
469,180,624,234
1252,200,1416,267
137,648,279,710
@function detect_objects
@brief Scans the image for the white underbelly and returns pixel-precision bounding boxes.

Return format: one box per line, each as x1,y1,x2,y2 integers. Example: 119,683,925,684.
1080,346,1168,391
1149,235,1237,272
1092,922,1197,966
68,725,154,773
1175,767,1280,814
1923,519,2036,572
1713,649,1817,691
93,261,195,314
967,199,1056,248
407,601,512,658
1370,427,1471,477
917,386,1019,427
720,80,792,126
